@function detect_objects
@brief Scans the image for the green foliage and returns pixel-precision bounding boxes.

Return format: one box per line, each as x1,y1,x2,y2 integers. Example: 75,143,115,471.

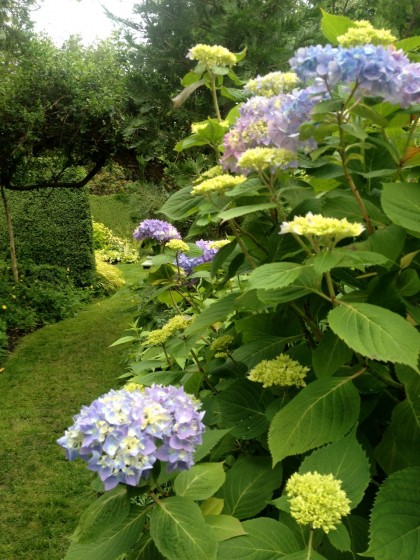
93,255,126,296
0,187,95,285
63,12,420,560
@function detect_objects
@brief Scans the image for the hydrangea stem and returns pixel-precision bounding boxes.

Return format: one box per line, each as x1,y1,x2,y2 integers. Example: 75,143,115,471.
229,219,257,269
306,529,314,560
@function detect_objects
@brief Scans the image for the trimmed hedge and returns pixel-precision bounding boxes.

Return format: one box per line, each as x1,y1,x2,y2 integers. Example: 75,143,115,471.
0,187,95,286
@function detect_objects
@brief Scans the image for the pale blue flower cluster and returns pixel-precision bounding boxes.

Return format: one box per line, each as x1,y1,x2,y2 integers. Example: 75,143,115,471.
133,219,181,242
57,385,205,491
222,86,324,172
177,240,220,275
290,44,420,107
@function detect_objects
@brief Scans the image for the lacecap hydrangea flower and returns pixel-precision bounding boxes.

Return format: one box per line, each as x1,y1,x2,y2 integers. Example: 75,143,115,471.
133,219,181,242
280,212,365,243
286,471,351,532
248,354,308,388
57,384,205,491
187,44,237,67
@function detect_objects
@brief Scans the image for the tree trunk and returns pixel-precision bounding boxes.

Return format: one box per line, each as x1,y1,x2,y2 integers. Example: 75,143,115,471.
1,184,19,282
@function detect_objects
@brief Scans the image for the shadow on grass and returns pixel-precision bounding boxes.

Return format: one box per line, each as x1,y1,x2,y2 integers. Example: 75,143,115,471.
0,264,142,560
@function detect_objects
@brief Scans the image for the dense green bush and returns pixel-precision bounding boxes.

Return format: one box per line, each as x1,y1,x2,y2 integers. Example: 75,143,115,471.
0,187,95,286
93,221,139,264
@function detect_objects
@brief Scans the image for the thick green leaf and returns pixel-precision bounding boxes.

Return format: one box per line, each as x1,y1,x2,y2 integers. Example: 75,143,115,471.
363,467,420,560
375,366,420,474
396,36,420,53
214,380,271,439
366,224,406,262
248,263,310,290
269,377,360,465
219,457,282,520
205,515,247,541
160,186,201,221
326,523,352,552
126,534,165,560
217,518,300,559
150,496,218,560
72,486,130,544
311,248,388,275
231,337,288,369
381,182,420,234
194,429,232,463
328,302,420,371
65,506,148,560
218,203,277,221
185,293,238,337
281,552,327,560
320,9,356,43
201,498,225,516
299,429,371,507
174,463,226,500
312,330,353,378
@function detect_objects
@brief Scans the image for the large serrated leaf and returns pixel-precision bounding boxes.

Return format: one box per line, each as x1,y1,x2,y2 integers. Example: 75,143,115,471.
320,9,356,44
218,202,277,221
185,293,238,336
194,429,232,463
217,518,300,559
160,186,201,221
214,380,271,439
219,457,282,520
126,534,165,559
174,463,226,500
65,506,148,560
363,467,420,560
204,514,247,542
381,182,420,234
311,248,388,275
150,496,218,560
269,377,360,465
328,302,420,371
312,330,353,378
299,429,371,507
248,263,310,290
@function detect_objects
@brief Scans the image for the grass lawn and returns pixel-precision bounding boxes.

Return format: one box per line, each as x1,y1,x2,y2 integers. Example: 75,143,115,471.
0,264,141,559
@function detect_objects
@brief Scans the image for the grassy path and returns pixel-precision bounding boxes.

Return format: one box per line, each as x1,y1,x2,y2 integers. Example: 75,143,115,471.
0,265,139,559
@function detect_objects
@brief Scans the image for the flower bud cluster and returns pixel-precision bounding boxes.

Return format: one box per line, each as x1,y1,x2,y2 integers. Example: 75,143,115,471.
237,147,296,173
191,174,247,195
210,334,234,357
286,471,351,532
187,44,237,68
337,21,397,47
57,385,205,491
166,239,190,253
146,315,191,346
280,212,364,243
133,219,181,243
248,354,308,388
245,71,299,97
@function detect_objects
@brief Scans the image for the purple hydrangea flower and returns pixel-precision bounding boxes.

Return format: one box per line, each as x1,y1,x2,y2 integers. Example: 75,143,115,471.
57,385,205,490
221,86,324,172
133,219,181,242
177,240,220,275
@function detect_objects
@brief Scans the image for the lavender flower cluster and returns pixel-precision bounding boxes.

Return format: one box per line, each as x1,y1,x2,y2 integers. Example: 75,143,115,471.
133,219,181,243
222,86,325,172
290,44,420,107
57,385,205,491
177,240,221,275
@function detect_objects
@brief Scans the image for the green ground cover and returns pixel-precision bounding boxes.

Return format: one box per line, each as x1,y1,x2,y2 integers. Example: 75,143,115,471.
0,264,140,559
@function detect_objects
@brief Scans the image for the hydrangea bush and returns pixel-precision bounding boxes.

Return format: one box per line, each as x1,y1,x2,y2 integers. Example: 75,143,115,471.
60,12,420,560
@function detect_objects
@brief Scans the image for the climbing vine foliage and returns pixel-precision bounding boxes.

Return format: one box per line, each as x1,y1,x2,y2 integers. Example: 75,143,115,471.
61,12,420,560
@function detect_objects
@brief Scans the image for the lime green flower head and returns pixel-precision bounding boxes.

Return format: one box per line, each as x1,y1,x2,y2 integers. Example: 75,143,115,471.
248,354,308,388
210,335,234,357
191,174,247,195
208,239,230,250
124,382,144,392
193,165,223,185
286,471,351,532
146,315,192,346
337,20,397,47
245,71,299,97
187,44,238,68
237,147,296,172
280,212,364,243
165,239,190,253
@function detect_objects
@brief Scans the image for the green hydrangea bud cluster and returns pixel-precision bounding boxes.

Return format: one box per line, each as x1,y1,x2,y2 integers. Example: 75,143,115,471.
245,71,299,97
146,315,191,346
280,212,365,244
247,354,308,388
210,335,234,357
187,44,238,68
124,382,144,392
286,471,351,532
191,174,247,195
194,165,224,185
337,20,397,47
165,239,190,253
237,147,296,172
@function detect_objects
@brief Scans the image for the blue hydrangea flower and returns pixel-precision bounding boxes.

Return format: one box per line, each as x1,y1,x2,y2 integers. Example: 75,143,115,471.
133,219,181,242
177,240,220,275
57,385,205,490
